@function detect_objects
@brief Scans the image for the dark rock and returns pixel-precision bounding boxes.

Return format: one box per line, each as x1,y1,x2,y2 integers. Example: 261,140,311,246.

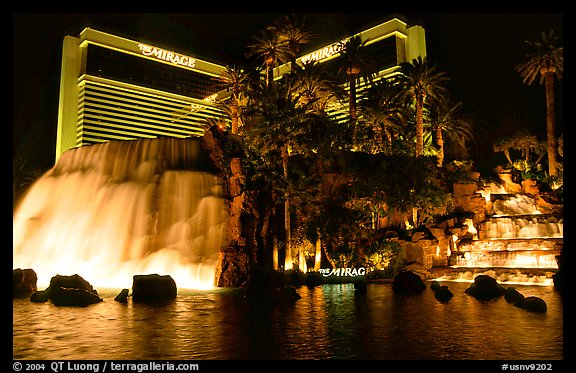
552,255,562,293
245,270,300,307
434,285,454,302
552,271,562,293
430,280,441,292
392,271,426,295
13,268,38,298
504,287,525,304
275,286,302,305
38,274,102,307
464,275,506,301
132,274,177,303
30,290,50,303
50,286,103,307
48,274,95,293
114,289,130,303
514,296,547,313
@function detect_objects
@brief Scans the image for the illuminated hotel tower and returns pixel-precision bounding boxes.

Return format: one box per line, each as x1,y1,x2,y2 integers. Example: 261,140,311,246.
56,17,426,161
55,28,228,162
274,17,427,123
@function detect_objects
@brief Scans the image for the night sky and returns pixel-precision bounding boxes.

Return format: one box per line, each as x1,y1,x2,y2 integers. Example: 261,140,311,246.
12,12,564,172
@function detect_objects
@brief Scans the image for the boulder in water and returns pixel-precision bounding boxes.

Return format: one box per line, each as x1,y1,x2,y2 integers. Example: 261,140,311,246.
30,290,50,303
13,268,38,298
245,270,301,307
392,271,426,295
50,286,103,307
132,274,177,303
37,274,103,306
464,275,506,301
504,287,525,304
430,281,453,302
514,296,547,313
114,288,130,303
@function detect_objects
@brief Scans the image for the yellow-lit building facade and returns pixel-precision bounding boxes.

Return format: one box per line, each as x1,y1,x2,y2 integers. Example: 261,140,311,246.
55,28,229,162
275,17,427,123
56,18,426,161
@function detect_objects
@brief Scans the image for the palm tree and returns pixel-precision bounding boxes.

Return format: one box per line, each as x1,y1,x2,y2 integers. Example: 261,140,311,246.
293,60,347,115
243,77,315,271
396,56,450,158
337,36,376,123
246,28,288,88
358,78,406,154
218,65,250,135
515,30,563,177
271,14,314,73
426,99,475,167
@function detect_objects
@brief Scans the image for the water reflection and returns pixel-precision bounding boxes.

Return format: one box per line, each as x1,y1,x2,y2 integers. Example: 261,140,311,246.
13,282,562,360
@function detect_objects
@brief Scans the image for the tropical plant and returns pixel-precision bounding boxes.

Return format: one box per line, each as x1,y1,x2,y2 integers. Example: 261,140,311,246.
365,239,405,279
357,78,406,154
396,56,450,158
426,99,475,167
246,28,288,88
217,65,250,134
337,36,377,123
515,30,563,177
243,76,317,270
270,14,315,73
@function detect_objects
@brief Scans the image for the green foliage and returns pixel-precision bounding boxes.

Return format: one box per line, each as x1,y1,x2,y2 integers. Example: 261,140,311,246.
444,160,477,184
351,154,452,226
512,159,546,182
365,239,406,279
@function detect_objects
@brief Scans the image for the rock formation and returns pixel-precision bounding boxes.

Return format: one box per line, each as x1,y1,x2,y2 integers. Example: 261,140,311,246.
132,274,177,303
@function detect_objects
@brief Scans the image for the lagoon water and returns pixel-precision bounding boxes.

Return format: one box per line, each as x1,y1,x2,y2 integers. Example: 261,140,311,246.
13,281,563,361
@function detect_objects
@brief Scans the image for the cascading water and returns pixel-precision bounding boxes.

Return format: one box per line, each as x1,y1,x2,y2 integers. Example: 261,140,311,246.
442,182,562,286
13,138,227,291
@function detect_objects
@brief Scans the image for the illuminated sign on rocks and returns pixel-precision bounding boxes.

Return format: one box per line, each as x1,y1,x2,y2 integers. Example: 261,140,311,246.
318,267,366,277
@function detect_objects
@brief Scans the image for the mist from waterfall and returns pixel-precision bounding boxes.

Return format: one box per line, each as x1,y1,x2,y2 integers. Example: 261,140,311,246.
13,138,227,290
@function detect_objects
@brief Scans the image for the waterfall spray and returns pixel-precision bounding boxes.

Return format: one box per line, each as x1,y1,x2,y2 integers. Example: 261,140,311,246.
13,138,227,290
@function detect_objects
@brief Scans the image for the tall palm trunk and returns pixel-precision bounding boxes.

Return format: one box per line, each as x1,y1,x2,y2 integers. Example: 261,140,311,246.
349,76,357,120
265,57,275,88
231,99,239,135
435,125,444,167
544,71,558,177
415,95,425,157
282,145,292,270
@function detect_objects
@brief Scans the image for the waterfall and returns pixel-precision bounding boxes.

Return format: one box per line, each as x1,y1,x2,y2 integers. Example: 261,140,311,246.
439,183,562,286
13,138,227,290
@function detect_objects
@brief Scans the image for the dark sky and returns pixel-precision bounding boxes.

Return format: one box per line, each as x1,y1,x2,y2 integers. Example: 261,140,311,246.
12,12,564,171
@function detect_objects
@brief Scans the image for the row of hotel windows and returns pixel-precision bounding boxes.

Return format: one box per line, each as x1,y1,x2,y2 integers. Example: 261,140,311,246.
84,35,398,101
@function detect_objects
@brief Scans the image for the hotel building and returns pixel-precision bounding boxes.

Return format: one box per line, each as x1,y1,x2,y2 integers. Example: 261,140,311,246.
55,28,229,162
55,17,426,161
